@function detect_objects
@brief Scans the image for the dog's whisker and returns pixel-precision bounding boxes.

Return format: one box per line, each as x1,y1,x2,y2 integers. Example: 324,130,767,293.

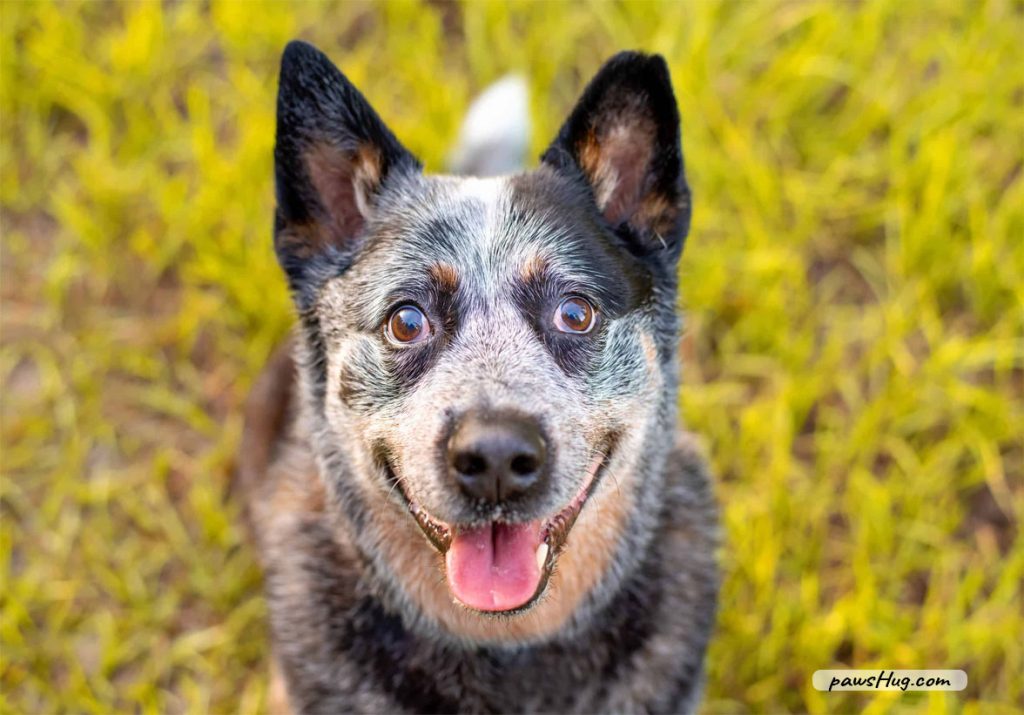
607,463,623,499
383,467,410,504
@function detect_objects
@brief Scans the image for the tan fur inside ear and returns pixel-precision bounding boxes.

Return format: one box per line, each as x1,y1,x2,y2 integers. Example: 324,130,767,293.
576,117,659,229
276,221,331,259
636,192,685,245
305,142,383,243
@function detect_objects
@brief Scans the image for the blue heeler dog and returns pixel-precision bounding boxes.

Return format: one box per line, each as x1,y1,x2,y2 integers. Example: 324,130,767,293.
237,40,719,714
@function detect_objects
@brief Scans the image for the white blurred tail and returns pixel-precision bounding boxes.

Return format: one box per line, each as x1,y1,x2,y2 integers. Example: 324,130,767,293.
448,75,530,176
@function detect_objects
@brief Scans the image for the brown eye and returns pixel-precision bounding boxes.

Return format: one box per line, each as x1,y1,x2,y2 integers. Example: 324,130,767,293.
553,296,596,334
386,305,431,345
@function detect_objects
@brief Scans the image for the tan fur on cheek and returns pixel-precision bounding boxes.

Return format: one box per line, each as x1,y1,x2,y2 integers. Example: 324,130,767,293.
639,330,658,370
551,472,635,609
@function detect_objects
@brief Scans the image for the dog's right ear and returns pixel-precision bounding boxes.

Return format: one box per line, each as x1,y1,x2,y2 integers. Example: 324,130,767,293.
273,41,421,298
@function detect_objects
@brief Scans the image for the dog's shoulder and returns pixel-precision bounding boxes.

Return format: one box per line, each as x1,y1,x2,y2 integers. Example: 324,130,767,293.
236,336,326,557
236,342,368,713
668,431,718,513
660,430,720,578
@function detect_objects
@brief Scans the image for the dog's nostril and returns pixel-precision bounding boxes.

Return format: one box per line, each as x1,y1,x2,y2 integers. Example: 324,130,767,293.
510,454,538,476
454,453,487,476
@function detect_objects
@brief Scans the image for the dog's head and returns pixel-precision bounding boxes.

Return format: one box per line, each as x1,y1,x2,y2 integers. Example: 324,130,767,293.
273,41,690,641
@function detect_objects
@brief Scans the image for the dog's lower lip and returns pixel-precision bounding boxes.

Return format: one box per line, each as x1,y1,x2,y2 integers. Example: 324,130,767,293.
388,434,618,611
409,500,452,552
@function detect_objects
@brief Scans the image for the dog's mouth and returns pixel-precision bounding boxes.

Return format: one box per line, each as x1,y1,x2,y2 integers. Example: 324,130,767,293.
384,435,617,614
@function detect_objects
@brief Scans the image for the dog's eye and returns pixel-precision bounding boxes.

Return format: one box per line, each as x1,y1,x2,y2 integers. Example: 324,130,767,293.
386,305,431,345
553,296,596,334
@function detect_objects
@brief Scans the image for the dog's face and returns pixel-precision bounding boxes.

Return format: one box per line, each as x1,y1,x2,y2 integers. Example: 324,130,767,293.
273,42,690,639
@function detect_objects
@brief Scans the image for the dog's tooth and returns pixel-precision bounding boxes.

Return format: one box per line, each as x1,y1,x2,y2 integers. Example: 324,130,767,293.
535,542,549,571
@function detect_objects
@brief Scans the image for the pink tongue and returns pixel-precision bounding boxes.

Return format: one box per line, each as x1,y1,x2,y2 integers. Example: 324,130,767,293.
445,521,543,611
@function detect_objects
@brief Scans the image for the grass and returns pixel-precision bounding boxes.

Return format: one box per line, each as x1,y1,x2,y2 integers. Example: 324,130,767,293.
1,1,1021,712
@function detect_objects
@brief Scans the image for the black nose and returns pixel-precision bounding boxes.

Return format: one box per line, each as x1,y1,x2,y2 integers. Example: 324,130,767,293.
447,411,548,504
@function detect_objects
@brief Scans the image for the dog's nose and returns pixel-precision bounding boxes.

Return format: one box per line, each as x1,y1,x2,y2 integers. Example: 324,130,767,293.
448,412,547,504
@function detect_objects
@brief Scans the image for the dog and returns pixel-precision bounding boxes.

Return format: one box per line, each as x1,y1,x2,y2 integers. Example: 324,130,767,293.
237,40,719,714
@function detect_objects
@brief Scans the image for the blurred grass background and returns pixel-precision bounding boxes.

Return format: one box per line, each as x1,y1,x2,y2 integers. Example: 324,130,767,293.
1,0,1022,713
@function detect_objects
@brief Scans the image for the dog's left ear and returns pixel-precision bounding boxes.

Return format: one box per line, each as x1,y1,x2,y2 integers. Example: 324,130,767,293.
542,52,690,260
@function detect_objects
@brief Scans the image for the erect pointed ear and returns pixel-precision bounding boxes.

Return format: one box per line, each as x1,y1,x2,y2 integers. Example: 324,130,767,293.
541,52,691,259
273,41,421,296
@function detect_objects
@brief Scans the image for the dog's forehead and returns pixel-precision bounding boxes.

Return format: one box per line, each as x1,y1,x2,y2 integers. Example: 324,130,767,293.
379,173,571,286
339,171,638,320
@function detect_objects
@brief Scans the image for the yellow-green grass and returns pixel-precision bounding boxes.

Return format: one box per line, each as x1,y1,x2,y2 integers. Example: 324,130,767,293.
2,1,1021,712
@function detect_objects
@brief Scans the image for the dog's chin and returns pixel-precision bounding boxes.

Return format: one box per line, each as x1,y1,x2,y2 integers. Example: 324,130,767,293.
384,436,617,615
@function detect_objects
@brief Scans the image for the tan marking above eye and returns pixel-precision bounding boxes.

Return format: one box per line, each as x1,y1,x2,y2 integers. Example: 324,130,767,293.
386,305,431,345
553,296,596,334
519,254,549,284
428,263,459,293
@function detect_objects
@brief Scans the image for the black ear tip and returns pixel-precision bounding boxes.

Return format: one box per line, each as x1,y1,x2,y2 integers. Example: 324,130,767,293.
646,53,671,80
604,50,666,67
282,39,322,61
602,50,673,87
280,40,334,80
